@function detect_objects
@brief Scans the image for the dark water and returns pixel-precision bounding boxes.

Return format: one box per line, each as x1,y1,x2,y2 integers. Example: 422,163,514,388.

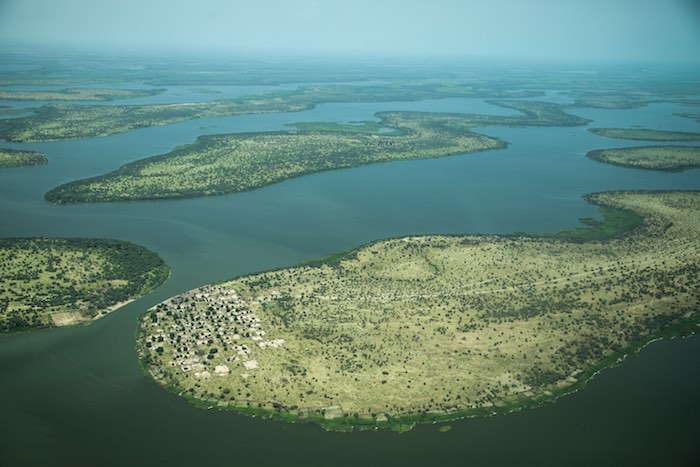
0,96,699,467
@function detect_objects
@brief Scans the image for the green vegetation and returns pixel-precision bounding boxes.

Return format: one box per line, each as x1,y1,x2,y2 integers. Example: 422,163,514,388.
0,238,169,332
0,98,303,142
43,114,502,202
0,82,545,142
44,100,589,203
137,191,700,431
286,121,403,135
553,204,643,240
0,148,47,168
512,202,644,241
0,88,165,102
586,146,700,171
589,128,700,142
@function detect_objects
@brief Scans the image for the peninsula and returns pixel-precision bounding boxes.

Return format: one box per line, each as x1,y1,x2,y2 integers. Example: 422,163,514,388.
0,238,169,332
0,148,47,168
586,146,700,171
44,100,589,203
137,191,700,432
588,128,700,142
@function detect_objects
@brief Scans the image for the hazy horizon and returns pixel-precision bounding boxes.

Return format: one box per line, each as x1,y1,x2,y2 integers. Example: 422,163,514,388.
1,0,700,63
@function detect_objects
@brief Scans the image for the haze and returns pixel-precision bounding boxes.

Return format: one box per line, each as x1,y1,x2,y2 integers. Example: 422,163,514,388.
1,0,700,62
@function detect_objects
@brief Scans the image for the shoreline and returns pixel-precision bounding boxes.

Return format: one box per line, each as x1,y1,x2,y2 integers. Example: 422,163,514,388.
586,146,700,172
143,318,699,433
137,191,700,432
43,100,589,204
1,237,171,333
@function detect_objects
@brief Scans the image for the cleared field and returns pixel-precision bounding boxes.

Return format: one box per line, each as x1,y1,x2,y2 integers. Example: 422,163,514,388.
0,148,47,168
44,100,588,203
0,238,169,332
0,88,164,102
586,146,700,171
589,128,700,142
138,191,700,431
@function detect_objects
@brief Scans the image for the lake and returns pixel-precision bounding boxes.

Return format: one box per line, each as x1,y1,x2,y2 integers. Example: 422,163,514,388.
0,92,699,467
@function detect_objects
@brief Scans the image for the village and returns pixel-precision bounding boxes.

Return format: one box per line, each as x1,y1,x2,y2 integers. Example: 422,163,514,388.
142,285,285,383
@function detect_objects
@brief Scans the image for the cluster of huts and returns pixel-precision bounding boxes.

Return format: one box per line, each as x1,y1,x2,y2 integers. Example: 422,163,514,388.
145,285,285,379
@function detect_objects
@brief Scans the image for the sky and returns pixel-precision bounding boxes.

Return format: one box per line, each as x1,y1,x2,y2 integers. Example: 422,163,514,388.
1,0,699,62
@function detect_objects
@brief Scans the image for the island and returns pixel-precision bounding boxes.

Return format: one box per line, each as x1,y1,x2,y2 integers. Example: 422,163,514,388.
0,238,169,332
137,191,699,432
44,101,589,203
0,88,165,102
588,128,700,142
0,82,542,142
0,148,47,168
586,146,700,171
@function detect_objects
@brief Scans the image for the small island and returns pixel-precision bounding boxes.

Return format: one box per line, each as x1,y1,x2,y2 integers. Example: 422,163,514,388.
0,238,169,332
0,148,47,168
44,100,589,203
586,146,700,171
588,128,700,142
137,191,699,432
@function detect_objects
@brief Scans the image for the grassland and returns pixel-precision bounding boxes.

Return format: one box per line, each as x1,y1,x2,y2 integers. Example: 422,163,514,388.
0,148,47,168
0,88,165,102
589,128,700,142
44,101,589,203
0,82,542,142
0,238,169,332
586,146,700,171
137,191,700,431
